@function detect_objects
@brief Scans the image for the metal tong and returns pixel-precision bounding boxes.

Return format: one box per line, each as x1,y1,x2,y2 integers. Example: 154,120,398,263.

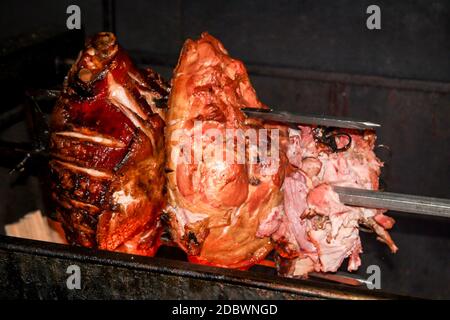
242,107,450,219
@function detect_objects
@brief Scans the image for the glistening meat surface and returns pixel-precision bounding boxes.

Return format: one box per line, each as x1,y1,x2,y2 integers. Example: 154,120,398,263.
49,32,169,255
165,33,286,268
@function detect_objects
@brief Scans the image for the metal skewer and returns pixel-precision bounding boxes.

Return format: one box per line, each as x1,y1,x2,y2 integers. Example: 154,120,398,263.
242,108,381,130
334,186,450,219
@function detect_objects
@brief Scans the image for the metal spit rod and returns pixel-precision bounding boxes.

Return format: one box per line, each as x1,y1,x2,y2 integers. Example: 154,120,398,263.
242,108,381,130
334,186,450,219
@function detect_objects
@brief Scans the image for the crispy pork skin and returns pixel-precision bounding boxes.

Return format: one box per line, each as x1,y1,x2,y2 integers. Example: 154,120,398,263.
165,33,285,268
49,32,169,255
267,127,397,276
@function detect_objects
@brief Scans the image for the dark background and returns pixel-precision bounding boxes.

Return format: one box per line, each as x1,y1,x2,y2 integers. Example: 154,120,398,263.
1,0,449,82
0,0,449,299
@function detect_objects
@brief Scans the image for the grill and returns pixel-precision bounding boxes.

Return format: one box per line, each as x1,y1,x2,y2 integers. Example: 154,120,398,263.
0,1,449,299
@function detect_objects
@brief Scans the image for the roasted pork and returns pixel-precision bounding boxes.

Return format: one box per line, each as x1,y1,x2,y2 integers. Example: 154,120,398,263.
265,127,398,276
165,33,286,268
49,31,397,274
49,32,169,256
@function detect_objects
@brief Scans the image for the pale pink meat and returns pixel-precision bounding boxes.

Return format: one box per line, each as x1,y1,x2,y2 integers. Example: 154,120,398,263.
282,172,317,252
270,126,397,276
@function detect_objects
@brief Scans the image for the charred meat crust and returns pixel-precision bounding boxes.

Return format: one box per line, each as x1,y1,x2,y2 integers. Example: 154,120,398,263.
50,32,169,256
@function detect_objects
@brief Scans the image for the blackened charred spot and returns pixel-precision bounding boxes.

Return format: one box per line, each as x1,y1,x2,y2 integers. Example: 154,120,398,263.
160,211,171,223
249,176,261,186
164,167,174,174
98,182,111,208
160,230,173,242
73,173,81,193
187,231,199,246
159,212,173,243
154,97,168,109
69,80,95,98
137,179,148,193
114,142,134,172
162,184,168,195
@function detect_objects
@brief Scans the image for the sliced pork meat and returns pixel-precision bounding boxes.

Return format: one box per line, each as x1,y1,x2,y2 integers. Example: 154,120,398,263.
49,32,169,256
165,33,286,268
269,127,398,277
